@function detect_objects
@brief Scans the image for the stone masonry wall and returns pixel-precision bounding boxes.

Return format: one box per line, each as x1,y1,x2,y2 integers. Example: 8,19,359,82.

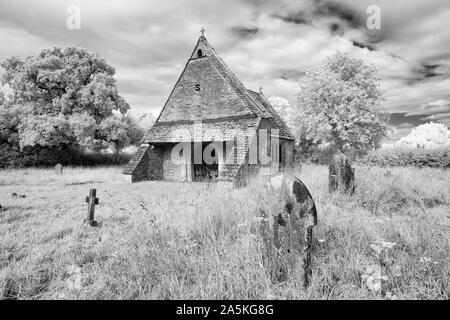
162,145,187,181
147,145,164,180
283,139,295,168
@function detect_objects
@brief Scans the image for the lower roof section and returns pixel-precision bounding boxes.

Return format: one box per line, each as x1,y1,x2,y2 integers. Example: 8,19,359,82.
144,116,261,143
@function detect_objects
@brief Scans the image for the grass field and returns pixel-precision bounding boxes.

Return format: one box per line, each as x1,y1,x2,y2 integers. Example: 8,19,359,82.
0,164,449,300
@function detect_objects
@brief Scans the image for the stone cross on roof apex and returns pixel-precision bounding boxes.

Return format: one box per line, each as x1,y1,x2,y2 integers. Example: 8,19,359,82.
200,27,206,37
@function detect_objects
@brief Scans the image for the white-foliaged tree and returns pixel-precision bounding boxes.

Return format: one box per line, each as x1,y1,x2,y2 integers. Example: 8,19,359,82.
395,122,450,149
294,52,389,152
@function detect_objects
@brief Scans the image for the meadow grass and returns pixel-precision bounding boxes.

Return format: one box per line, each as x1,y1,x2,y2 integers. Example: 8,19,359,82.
0,164,448,300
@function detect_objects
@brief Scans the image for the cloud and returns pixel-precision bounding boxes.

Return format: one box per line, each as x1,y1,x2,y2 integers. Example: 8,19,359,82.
0,0,449,136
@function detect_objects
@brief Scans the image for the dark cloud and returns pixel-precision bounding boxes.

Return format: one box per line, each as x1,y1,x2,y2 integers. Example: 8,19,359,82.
418,64,443,78
231,26,259,38
271,12,310,25
329,22,341,34
390,113,430,127
351,40,376,52
314,0,365,29
279,69,306,81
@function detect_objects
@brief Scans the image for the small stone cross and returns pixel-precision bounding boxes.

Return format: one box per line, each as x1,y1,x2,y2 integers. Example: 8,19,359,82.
259,86,263,94
200,27,206,37
84,188,99,227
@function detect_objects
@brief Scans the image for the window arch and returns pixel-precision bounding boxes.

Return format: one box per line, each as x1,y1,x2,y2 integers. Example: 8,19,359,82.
197,49,203,57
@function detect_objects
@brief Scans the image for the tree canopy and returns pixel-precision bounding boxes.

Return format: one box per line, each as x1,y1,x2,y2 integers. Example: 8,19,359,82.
0,47,143,164
396,122,450,149
294,52,389,153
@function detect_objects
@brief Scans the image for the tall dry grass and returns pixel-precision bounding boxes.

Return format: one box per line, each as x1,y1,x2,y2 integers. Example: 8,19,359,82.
0,165,448,299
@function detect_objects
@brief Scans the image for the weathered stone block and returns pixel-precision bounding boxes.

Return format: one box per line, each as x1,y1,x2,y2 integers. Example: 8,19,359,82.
328,153,355,193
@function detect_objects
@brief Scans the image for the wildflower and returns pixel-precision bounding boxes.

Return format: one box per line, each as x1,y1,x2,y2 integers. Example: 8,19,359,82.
236,221,249,228
66,265,84,291
370,239,396,255
362,264,388,293
392,265,402,277
385,292,398,300
419,257,432,263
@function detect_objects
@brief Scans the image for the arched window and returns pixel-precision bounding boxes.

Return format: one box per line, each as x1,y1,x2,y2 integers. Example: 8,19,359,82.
197,49,203,57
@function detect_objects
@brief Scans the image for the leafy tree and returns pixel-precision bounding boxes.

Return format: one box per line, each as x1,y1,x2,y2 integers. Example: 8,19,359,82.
67,113,97,150
0,104,25,148
136,112,155,133
19,113,72,148
269,96,295,129
0,47,131,164
396,122,450,149
294,52,389,153
2,47,129,121
98,114,131,158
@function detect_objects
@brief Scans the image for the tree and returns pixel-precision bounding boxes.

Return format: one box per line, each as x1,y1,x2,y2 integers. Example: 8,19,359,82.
395,122,450,149
269,96,294,128
98,114,131,159
294,52,389,153
0,47,130,163
2,47,129,120
0,104,25,148
67,113,97,150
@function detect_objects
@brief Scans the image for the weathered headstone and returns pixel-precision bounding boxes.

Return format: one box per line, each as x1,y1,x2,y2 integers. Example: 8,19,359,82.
84,188,99,227
259,173,318,287
11,192,26,199
55,164,63,175
384,170,392,177
329,153,355,193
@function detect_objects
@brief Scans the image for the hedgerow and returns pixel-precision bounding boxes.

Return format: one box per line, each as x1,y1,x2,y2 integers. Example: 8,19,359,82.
357,147,450,168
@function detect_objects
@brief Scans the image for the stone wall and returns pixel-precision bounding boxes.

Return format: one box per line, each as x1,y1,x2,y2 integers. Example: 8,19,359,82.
147,145,164,180
282,139,295,168
162,145,187,181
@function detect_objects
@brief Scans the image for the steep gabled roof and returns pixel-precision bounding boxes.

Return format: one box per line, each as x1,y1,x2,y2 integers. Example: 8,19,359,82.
147,35,294,141
155,35,271,123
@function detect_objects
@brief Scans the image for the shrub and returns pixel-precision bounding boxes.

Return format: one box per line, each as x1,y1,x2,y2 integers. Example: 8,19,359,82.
0,143,131,168
358,147,450,168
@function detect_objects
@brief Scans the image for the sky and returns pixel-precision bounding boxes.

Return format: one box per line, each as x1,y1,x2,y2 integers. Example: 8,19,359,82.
1,0,450,143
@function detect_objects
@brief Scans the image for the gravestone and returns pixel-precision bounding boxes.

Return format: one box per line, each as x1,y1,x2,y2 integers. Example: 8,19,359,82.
259,173,318,287
329,153,355,193
55,164,63,175
84,188,100,227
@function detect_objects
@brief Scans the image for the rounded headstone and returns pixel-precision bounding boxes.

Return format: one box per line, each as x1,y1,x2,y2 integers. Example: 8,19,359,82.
55,164,63,175
258,172,318,285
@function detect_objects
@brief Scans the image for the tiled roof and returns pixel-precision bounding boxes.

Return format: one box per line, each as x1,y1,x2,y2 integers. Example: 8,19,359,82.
144,116,261,143
144,36,294,143
122,143,149,175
